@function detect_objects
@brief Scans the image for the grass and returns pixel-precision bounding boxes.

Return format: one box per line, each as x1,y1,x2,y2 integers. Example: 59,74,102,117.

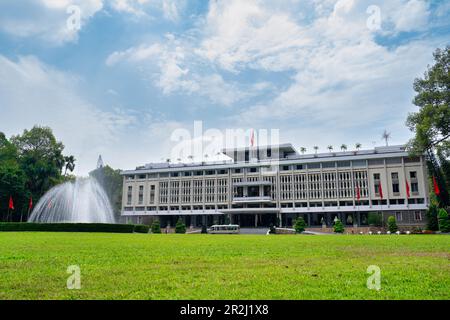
0,232,449,300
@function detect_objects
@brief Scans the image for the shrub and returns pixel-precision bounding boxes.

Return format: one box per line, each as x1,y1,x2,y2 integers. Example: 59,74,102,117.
201,225,208,234
269,223,276,234
426,203,439,231
333,219,344,233
0,222,136,233
151,220,161,234
368,212,382,227
293,217,306,233
387,216,398,233
133,224,149,233
175,218,186,234
437,209,450,233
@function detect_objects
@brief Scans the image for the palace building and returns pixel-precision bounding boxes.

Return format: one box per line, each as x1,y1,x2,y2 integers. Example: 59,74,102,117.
121,144,429,229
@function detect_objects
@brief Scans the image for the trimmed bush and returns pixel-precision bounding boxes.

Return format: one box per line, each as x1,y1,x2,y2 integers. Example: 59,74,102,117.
437,209,450,233
293,217,306,233
333,219,344,233
387,216,398,233
368,212,382,227
151,220,161,234
0,222,146,233
175,218,186,234
133,224,149,234
269,223,276,234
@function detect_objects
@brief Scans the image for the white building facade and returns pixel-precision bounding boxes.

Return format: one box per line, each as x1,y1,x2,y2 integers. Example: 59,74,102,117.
121,144,429,228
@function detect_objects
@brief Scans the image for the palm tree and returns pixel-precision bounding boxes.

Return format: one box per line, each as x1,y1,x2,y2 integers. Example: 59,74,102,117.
300,147,306,154
327,145,333,153
355,142,361,151
382,130,391,146
313,146,319,154
64,155,76,175
166,158,171,166
340,144,347,152
188,155,194,163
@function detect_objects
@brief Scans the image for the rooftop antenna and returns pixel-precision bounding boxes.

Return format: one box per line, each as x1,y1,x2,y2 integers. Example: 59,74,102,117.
382,130,391,146
97,155,104,169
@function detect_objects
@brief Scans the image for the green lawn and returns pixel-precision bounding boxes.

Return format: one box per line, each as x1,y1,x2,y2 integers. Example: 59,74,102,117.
0,233,449,300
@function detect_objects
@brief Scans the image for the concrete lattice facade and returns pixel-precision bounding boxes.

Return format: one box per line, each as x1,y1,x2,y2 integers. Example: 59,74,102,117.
121,144,429,228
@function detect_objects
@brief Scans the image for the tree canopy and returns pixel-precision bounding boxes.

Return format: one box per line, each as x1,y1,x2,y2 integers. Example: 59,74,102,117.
407,46,450,154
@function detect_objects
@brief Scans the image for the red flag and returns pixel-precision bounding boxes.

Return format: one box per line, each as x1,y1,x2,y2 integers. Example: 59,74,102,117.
378,184,383,199
405,179,410,198
28,196,33,211
355,184,361,201
433,176,440,195
8,196,14,210
250,129,255,147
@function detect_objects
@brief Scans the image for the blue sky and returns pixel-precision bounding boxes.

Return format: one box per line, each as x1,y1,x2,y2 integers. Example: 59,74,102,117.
0,0,449,174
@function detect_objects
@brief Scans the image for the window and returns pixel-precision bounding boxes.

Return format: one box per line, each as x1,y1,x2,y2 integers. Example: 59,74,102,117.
308,163,320,169
245,150,249,162
249,167,258,173
149,185,155,204
205,170,215,175
374,173,381,195
138,186,144,204
233,168,241,174
414,211,422,221
194,171,203,176
409,171,417,179
374,173,380,180
296,164,304,170
391,172,399,194
127,186,132,205
282,165,290,171
267,148,272,157
138,174,146,179
322,162,336,168
395,212,402,221
218,169,227,175
171,172,179,177
411,182,419,193
184,171,191,177
125,175,134,180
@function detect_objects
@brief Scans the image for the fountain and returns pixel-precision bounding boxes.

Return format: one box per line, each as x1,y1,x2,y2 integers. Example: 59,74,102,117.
28,177,115,223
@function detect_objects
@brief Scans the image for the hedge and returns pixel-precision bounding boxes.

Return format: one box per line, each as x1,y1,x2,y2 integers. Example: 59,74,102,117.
0,222,150,234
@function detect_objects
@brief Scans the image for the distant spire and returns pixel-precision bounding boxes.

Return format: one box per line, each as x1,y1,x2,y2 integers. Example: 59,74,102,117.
97,155,104,169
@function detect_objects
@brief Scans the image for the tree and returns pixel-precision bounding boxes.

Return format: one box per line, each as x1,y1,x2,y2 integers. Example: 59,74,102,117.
313,146,319,154
355,143,362,151
437,208,450,232
294,217,306,233
64,155,76,175
387,216,398,233
89,165,123,221
406,46,450,155
11,126,67,202
151,220,161,234
0,131,33,221
300,147,306,154
425,203,439,231
327,145,333,153
175,218,186,234
340,144,347,152
333,219,344,233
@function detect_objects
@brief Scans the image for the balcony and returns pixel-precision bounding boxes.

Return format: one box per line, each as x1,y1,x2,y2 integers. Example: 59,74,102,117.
232,196,272,203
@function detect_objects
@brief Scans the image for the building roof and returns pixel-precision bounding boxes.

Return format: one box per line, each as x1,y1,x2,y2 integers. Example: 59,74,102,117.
122,144,412,175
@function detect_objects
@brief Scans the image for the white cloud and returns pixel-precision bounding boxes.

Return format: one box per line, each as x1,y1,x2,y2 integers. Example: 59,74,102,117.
0,55,138,174
0,0,103,44
389,0,430,32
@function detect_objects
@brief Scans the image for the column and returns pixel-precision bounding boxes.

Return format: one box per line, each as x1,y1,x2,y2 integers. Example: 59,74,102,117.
255,214,258,227
307,213,311,227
